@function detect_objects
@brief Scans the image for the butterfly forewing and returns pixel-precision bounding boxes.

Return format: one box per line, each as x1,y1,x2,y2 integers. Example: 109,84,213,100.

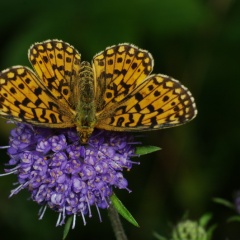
92,44,153,112
29,40,81,106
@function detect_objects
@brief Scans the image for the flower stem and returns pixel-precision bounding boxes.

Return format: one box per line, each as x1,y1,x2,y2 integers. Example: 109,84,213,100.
108,205,128,240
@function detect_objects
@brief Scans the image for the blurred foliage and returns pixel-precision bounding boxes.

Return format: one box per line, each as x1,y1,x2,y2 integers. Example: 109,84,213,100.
0,0,240,239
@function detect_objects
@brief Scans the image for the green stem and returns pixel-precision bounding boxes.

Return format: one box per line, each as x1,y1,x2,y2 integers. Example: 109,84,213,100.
108,205,128,240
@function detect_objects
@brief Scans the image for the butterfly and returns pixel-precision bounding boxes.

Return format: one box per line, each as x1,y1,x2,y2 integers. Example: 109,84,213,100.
0,40,197,143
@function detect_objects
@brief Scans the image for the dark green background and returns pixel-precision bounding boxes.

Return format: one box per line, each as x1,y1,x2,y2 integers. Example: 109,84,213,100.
0,0,239,239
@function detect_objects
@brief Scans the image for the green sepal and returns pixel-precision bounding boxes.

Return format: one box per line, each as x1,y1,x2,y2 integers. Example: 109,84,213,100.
62,216,73,240
110,192,139,227
135,145,161,155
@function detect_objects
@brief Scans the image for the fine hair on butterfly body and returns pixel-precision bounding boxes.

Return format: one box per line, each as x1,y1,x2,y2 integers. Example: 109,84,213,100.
0,40,197,143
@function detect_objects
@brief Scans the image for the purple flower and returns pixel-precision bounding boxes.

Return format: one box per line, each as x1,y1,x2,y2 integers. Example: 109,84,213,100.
1,123,139,227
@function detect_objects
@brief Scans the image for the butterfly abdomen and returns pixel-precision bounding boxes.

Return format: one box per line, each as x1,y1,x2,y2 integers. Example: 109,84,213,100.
75,61,96,143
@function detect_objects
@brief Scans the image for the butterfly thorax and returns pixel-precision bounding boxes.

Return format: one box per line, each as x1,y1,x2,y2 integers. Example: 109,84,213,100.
75,61,96,143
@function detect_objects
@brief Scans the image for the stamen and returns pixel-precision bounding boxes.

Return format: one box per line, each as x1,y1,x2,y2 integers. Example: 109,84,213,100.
126,160,140,165
72,214,76,229
5,166,20,172
56,212,62,226
86,197,92,217
0,145,10,149
39,205,47,220
125,188,132,193
127,141,142,145
81,211,86,226
130,153,141,158
95,204,102,222
0,169,18,177
60,207,66,225
9,182,28,197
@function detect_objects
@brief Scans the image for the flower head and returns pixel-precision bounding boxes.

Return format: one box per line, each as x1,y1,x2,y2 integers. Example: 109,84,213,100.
2,123,138,226
171,220,208,240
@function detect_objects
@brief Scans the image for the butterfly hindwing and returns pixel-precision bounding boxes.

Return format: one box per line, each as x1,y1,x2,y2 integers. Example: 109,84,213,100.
95,74,197,131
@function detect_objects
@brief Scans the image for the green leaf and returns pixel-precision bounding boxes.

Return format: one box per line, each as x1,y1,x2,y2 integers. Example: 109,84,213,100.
213,197,235,210
199,213,212,227
206,224,217,240
135,145,161,155
152,231,168,240
62,216,73,240
110,193,139,227
227,215,240,223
